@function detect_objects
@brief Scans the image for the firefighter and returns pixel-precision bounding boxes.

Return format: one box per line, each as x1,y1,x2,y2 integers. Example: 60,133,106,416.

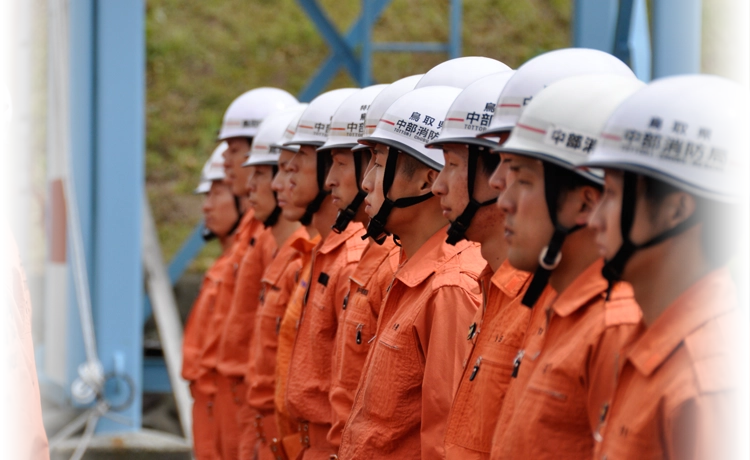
488,73,646,459
427,70,534,460
282,88,370,460
205,87,298,459
338,85,485,460
183,143,237,460
582,74,749,460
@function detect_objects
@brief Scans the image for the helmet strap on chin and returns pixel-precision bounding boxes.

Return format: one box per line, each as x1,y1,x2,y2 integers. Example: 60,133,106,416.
445,145,498,245
601,171,699,298
262,165,282,228
521,162,583,308
332,150,367,234
299,149,332,226
362,146,433,245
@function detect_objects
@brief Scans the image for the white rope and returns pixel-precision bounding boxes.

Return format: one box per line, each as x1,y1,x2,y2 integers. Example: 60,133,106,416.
48,0,104,402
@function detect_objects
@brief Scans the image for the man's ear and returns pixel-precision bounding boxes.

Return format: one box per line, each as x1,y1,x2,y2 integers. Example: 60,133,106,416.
574,185,602,226
422,168,440,192
661,191,697,228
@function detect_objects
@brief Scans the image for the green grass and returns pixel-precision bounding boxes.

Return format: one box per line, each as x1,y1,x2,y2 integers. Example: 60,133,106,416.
146,0,571,271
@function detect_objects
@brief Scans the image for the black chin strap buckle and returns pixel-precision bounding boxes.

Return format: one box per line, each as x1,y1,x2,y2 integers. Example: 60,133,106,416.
445,197,496,246
332,190,367,234
201,226,217,242
362,198,395,245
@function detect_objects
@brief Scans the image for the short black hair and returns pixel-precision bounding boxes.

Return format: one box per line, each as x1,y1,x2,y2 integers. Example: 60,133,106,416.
641,175,737,268
543,162,603,212
478,148,500,176
397,151,429,179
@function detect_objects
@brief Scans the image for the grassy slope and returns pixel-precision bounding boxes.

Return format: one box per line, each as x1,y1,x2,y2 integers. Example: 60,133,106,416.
146,0,571,271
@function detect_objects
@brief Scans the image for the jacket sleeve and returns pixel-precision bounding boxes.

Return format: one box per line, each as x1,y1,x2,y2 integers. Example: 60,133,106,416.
415,285,480,460
664,390,747,460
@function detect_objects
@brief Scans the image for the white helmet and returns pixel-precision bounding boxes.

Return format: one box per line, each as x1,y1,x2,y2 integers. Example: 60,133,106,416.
318,84,388,151
352,75,424,153
243,105,308,167
482,48,636,138
359,86,462,244
195,142,228,194
285,88,359,147
500,74,644,309
416,57,512,89
360,86,463,171
582,74,750,203
2,81,13,145
271,106,307,153
500,74,645,184
217,87,298,140
425,70,515,150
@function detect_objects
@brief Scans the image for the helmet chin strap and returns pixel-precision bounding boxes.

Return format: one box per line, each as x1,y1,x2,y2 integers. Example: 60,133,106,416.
362,146,434,245
298,150,332,226
203,194,244,241
445,145,498,246
262,166,282,228
601,171,699,298
332,150,366,234
521,163,584,308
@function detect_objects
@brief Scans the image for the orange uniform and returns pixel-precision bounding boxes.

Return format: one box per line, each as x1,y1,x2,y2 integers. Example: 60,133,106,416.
182,251,232,460
328,238,400,448
198,210,260,459
285,223,367,460
444,261,530,460
274,234,320,451
6,232,49,460
339,228,484,460
490,260,642,460
239,226,309,460
594,268,742,460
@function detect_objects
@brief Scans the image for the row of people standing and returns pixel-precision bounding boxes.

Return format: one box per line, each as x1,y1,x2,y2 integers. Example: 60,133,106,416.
181,48,748,460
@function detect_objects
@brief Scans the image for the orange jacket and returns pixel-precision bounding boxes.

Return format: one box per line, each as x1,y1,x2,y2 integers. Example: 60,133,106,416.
490,260,642,460
274,234,320,435
285,223,367,428
182,252,232,383
6,233,50,460
595,268,742,460
328,238,400,448
217,227,277,378
339,228,485,460
444,261,530,460
198,211,259,381
245,225,310,413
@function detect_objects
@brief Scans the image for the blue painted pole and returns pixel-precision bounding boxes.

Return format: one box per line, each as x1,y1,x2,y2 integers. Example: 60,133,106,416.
448,0,462,59
360,0,374,87
573,0,618,51
629,0,652,81
651,0,702,77
92,0,145,432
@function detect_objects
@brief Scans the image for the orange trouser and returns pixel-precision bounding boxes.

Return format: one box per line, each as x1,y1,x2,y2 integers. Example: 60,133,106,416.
238,406,282,460
191,382,220,460
215,374,247,460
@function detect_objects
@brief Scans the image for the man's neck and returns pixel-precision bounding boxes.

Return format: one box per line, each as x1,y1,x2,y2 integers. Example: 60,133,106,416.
238,195,250,214
548,228,600,295
311,195,339,240
627,229,712,326
270,216,301,248
391,198,448,259
219,234,235,254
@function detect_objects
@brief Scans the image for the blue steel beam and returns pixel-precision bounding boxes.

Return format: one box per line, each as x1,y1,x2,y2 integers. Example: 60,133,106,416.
448,0,462,59
372,43,451,52
91,0,145,432
298,0,393,101
297,0,364,89
651,0,701,77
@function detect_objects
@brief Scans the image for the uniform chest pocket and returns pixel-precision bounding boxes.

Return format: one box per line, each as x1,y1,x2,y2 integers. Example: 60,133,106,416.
258,285,288,322
525,360,588,427
362,329,418,422
337,299,377,388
